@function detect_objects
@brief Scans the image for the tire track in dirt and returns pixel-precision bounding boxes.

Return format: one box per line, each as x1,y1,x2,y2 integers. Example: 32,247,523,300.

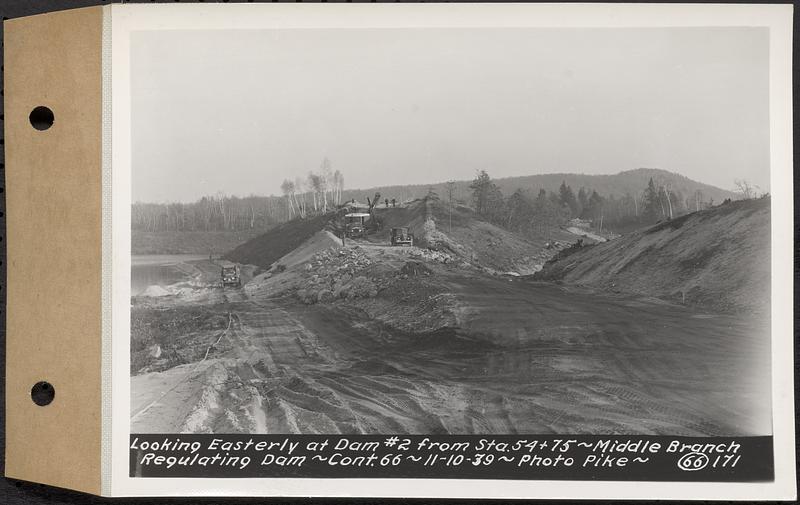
132,265,771,435
133,286,349,433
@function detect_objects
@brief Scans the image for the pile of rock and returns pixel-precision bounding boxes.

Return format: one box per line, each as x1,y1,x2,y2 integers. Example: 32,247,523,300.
295,247,379,304
399,260,432,278
406,247,453,264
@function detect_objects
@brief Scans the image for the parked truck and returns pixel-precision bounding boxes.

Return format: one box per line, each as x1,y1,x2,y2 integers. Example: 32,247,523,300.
344,212,371,238
344,191,383,238
221,265,241,288
390,227,414,247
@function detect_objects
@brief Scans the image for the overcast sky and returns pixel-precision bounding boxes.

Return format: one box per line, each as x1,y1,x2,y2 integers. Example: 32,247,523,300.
131,27,769,203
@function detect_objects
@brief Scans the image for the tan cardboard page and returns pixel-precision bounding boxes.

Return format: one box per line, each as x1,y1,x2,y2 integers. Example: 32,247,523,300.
4,6,104,495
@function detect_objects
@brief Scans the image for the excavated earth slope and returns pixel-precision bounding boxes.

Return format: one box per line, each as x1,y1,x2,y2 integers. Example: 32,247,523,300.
131,198,771,436
536,198,770,315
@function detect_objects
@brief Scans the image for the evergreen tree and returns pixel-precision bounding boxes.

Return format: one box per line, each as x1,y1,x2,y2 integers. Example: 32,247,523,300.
536,188,547,202
469,170,494,216
505,189,534,231
577,187,589,217
559,181,579,217
548,190,562,208
485,184,506,224
642,177,661,221
587,190,604,221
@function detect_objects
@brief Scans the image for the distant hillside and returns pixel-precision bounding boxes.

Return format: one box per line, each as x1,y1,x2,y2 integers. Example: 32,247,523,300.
495,168,735,203
342,168,735,207
535,197,770,314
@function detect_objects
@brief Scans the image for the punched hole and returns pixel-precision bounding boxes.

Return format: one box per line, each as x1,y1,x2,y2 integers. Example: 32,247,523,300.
31,381,55,406
29,106,54,131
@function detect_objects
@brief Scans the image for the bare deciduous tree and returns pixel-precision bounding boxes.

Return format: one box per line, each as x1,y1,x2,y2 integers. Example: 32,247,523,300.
446,180,456,233
320,158,333,213
333,170,344,206
734,179,757,200
307,172,322,212
281,179,296,219
693,189,703,211
294,177,307,218
661,184,673,220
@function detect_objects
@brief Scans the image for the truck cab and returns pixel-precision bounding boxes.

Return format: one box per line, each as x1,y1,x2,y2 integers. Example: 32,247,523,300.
391,227,414,246
345,212,371,238
221,265,241,287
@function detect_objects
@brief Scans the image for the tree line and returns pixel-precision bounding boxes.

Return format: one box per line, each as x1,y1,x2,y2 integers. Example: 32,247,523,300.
131,194,288,233
280,157,345,219
132,158,346,232
134,160,756,235
467,169,720,237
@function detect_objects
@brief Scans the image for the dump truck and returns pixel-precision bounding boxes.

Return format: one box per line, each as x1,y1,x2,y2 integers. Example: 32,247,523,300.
221,265,241,288
344,192,382,238
345,212,371,238
390,227,414,247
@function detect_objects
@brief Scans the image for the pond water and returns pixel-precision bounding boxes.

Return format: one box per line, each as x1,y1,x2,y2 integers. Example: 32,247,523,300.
131,255,207,296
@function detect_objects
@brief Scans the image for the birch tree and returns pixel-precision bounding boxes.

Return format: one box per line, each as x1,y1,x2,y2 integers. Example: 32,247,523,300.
281,179,296,219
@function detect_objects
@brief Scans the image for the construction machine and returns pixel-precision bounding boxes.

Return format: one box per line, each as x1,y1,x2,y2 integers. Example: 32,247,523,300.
366,192,381,216
344,212,371,238
221,265,241,288
390,227,414,247
346,192,382,238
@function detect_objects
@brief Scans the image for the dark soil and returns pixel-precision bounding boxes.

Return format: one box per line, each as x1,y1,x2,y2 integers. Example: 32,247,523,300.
534,197,771,314
400,260,433,277
130,305,228,373
224,213,334,268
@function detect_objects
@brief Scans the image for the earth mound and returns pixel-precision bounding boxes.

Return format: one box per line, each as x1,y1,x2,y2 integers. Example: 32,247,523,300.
225,213,334,268
535,197,771,314
400,261,433,277
226,195,576,275
420,197,577,274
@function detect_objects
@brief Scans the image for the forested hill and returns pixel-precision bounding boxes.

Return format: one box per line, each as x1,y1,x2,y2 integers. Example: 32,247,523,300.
497,168,734,204
341,168,735,207
131,168,736,234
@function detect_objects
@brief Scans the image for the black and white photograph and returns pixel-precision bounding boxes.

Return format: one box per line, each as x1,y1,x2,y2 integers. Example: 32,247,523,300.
128,23,774,439
1,1,794,500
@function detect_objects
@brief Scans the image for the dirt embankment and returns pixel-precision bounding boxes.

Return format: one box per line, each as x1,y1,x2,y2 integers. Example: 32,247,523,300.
225,196,579,276
237,196,584,335
225,213,336,268
536,198,771,314
245,240,463,334
420,197,576,275
131,202,771,435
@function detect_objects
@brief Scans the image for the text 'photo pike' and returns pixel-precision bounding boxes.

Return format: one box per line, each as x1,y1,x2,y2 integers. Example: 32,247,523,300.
130,25,772,438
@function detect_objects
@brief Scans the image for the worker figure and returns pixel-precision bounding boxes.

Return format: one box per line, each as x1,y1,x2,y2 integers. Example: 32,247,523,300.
385,198,389,207
341,230,346,247
391,198,396,207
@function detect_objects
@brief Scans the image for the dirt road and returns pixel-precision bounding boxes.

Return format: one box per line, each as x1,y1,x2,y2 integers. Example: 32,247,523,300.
131,261,770,435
